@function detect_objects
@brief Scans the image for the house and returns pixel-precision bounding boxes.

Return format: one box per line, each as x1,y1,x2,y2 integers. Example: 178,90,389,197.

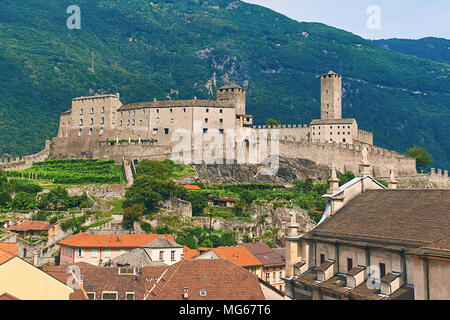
107,237,184,267
213,197,240,207
44,259,283,300
284,188,450,300
194,246,263,279
239,242,286,293
0,253,77,300
9,221,52,237
58,233,177,266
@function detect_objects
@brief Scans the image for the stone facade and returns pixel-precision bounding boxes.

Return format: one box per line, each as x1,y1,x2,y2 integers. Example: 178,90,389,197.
4,71,419,178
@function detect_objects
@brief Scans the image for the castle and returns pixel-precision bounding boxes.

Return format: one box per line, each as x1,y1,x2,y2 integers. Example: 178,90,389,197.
3,72,420,178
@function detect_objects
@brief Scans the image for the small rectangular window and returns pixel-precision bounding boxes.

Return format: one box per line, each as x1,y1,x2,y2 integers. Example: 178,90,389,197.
126,293,135,300
104,249,111,258
164,128,169,135
171,250,175,261
320,254,325,264
159,251,164,261
347,258,353,272
91,249,98,258
379,263,386,279
102,292,118,300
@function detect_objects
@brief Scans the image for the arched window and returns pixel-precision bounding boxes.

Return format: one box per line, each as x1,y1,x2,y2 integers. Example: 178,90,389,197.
80,109,83,115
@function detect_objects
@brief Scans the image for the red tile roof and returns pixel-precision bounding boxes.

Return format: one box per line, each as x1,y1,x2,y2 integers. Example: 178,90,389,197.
0,248,15,265
183,246,200,259
0,242,17,256
9,221,51,232
239,242,285,267
180,185,202,190
147,259,265,300
212,246,262,267
58,233,175,248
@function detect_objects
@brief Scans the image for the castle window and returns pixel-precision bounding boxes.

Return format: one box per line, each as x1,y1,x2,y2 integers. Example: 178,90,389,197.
220,109,223,113
220,119,223,124
120,120,123,126
102,107,105,113
80,119,83,126
183,108,186,112
89,128,92,136
121,112,123,116
338,132,340,135
133,111,136,115
80,109,83,115
170,118,174,123
78,129,82,136
203,128,208,133
348,126,351,128
343,132,345,135
343,138,346,143
205,118,208,123
156,118,160,123
140,120,143,125
90,108,94,114
100,128,104,136
153,128,158,134
348,132,350,135
128,111,130,115
330,126,332,129
156,109,159,113
127,120,130,126
164,128,169,135
219,129,224,134
132,119,135,125
170,109,173,113
206,109,209,113
320,254,325,264
338,126,340,129
313,133,315,136
379,263,386,279
101,117,104,124
143,110,145,114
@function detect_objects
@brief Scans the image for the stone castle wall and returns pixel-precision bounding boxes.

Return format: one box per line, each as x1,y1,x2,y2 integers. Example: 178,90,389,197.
0,140,51,170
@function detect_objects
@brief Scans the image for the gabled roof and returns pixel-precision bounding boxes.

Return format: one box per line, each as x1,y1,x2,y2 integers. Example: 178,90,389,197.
0,292,20,300
239,242,285,267
212,246,262,267
310,190,450,254
9,221,52,232
108,248,168,267
147,259,265,300
142,237,184,249
58,233,175,248
324,176,386,198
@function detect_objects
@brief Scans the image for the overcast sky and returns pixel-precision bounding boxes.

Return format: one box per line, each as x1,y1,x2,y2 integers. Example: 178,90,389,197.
244,0,450,40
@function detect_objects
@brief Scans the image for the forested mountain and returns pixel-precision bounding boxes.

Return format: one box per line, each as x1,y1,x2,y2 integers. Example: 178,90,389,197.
0,0,449,168
373,37,450,64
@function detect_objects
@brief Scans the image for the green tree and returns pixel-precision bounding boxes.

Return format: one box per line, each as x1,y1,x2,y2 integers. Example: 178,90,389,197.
135,159,173,180
405,147,433,170
200,238,213,248
11,192,36,210
185,192,208,215
219,232,236,246
0,191,11,208
265,118,281,127
124,175,163,212
140,221,153,234
242,234,252,243
122,204,144,230
176,235,197,249
337,171,356,186
156,225,171,234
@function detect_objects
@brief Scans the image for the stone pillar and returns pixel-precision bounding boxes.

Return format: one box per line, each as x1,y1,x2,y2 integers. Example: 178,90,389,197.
327,164,340,194
388,169,398,189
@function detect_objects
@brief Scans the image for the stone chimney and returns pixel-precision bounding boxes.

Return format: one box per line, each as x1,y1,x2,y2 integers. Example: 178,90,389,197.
327,164,340,194
388,169,398,189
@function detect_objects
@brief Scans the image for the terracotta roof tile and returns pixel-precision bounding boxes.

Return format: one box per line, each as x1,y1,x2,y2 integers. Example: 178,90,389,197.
58,233,175,248
147,259,265,300
9,221,51,232
0,248,15,265
180,185,202,190
212,246,262,267
183,246,200,259
0,242,17,256
239,242,285,267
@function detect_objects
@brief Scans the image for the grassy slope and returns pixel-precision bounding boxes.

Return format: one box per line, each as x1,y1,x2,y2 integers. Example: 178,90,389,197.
0,0,448,168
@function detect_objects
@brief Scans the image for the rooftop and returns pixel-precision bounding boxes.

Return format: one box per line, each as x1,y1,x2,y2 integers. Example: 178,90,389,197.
9,221,52,232
118,99,234,111
58,233,175,248
310,118,356,125
0,242,17,256
239,242,285,267
309,189,450,256
212,246,262,267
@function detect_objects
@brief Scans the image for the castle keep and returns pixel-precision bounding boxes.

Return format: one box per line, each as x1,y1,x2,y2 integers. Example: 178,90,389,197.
39,72,417,177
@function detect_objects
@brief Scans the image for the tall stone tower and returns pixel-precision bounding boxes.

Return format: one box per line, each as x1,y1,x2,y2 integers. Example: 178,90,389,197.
217,84,246,115
320,71,342,120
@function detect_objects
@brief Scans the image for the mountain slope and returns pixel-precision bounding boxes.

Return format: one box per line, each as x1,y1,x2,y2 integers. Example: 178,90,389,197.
373,37,450,64
0,0,449,169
